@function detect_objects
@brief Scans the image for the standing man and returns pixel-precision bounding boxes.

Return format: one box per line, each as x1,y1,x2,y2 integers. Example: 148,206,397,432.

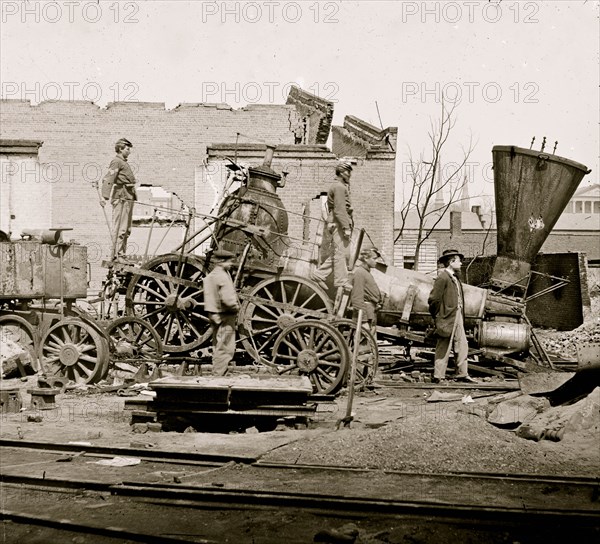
311,161,354,291
203,249,240,376
351,248,383,335
101,138,137,259
427,249,477,384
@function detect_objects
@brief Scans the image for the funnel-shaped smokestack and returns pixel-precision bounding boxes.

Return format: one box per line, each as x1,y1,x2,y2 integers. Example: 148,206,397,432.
491,145,590,293
263,145,275,167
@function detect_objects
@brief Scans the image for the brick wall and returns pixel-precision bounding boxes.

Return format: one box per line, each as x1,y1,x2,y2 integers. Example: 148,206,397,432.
332,116,398,159
285,86,333,145
0,100,298,285
1,98,397,289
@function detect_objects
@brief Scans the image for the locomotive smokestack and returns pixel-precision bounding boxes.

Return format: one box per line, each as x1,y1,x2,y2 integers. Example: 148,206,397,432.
263,145,275,167
491,145,590,295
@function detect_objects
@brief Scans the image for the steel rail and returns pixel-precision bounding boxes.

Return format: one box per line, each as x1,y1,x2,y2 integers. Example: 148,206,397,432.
0,509,204,544
253,461,600,486
0,439,256,465
110,481,600,523
2,439,598,488
2,473,599,526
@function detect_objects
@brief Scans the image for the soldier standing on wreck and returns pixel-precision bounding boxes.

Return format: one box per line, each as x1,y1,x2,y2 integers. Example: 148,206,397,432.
101,138,137,259
311,161,354,290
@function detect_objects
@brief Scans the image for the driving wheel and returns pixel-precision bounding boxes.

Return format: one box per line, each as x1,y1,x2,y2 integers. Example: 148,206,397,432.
126,253,212,353
40,318,109,384
238,276,333,367
271,320,348,394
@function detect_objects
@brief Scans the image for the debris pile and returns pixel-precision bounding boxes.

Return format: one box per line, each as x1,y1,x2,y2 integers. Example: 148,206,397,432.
537,319,600,358
0,337,31,377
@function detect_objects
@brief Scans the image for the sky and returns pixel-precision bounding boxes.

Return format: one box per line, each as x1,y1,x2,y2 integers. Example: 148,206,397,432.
1,0,599,209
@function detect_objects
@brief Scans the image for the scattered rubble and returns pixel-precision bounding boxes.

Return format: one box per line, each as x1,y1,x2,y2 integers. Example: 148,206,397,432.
537,319,600,358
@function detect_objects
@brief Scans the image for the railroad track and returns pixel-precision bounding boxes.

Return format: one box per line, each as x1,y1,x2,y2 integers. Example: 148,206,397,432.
2,439,599,543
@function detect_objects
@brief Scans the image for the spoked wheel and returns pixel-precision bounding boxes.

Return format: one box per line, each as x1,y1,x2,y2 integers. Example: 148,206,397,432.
238,275,333,367
331,319,379,389
0,315,39,372
126,254,212,353
271,320,349,394
105,317,163,366
40,319,110,384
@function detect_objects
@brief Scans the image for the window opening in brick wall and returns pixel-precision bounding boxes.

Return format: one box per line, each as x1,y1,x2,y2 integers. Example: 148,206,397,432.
126,185,188,260
403,256,415,270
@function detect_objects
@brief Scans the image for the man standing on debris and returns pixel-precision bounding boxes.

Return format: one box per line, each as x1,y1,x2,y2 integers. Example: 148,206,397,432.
351,248,383,335
203,249,240,376
311,161,354,291
428,249,477,384
101,138,137,259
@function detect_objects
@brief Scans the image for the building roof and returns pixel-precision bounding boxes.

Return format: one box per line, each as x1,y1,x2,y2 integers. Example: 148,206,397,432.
573,183,600,199
554,212,600,231
395,209,492,231
395,208,599,232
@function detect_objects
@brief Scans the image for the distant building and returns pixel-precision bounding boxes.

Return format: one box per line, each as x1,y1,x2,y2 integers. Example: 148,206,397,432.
564,184,600,215
395,184,600,270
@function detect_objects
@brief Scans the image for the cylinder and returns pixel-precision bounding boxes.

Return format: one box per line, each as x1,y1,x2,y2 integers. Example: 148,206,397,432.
372,267,488,325
478,321,530,352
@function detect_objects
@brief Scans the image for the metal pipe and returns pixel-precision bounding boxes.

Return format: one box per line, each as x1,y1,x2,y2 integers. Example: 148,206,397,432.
143,209,157,263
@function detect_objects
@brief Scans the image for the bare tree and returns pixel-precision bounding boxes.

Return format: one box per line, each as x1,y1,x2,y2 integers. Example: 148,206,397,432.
395,100,475,270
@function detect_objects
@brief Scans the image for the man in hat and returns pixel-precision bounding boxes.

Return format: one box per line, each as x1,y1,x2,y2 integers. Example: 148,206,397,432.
351,248,384,335
311,161,354,291
203,249,240,376
101,138,137,259
427,249,477,384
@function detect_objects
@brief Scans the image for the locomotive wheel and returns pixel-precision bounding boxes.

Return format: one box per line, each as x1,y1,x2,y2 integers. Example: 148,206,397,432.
271,320,348,394
0,315,39,372
40,319,109,384
126,254,211,353
105,317,163,365
331,319,379,389
238,276,333,367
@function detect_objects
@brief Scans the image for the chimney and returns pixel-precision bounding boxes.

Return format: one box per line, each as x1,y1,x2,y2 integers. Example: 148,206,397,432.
450,210,462,238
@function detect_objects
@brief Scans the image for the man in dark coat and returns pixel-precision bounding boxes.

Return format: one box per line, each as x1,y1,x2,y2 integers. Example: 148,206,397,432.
427,249,477,384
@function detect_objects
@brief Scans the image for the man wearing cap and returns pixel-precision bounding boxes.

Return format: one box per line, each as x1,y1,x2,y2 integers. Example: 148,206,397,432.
351,248,383,334
203,249,240,376
311,161,354,291
101,138,137,259
427,249,477,384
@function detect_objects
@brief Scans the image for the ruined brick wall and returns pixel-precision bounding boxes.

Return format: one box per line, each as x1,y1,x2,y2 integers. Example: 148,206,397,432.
0,100,298,285
0,99,397,288
285,86,333,145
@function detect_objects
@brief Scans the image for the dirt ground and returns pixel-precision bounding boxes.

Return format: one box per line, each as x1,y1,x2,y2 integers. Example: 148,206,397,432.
1,375,598,478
